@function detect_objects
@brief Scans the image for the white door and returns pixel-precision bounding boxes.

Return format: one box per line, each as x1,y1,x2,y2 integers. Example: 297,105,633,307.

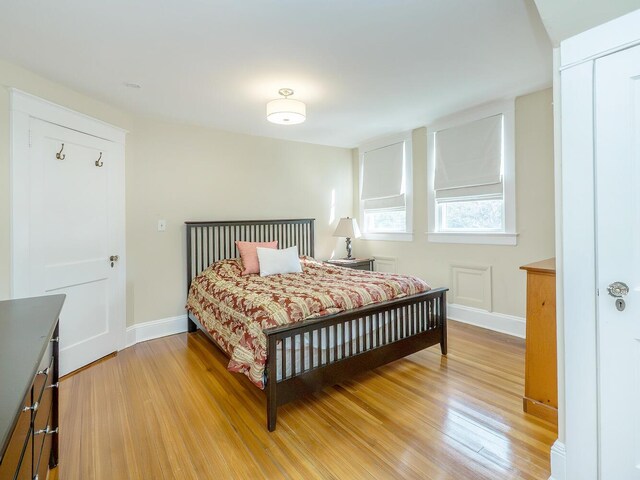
28,119,125,376
595,44,640,479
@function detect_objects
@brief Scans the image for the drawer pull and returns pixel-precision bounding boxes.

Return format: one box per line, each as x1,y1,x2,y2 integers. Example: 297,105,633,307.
50,337,59,343
37,366,50,376
22,401,38,412
35,426,58,435
47,382,60,389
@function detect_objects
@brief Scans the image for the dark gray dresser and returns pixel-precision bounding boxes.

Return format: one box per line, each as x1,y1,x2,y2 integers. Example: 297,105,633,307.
0,295,64,480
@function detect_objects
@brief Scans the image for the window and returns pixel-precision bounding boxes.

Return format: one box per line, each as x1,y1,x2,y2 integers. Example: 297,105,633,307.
359,133,413,241
427,101,517,245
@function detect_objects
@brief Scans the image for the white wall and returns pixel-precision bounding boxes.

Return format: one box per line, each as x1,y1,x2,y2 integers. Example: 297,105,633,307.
0,58,132,300
0,56,552,329
353,88,555,321
126,116,352,325
534,0,640,45
0,58,353,327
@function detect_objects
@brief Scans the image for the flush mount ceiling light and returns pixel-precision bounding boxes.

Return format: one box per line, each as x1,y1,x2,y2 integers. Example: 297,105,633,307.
266,88,306,125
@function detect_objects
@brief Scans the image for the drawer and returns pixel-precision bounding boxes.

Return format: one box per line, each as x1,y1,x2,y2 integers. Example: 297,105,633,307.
352,263,372,271
33,367,54,434
14,430,32,480
0,391,32,478
33,356,54,410
35,429,52,480
33,406,55,480
37,341,53,374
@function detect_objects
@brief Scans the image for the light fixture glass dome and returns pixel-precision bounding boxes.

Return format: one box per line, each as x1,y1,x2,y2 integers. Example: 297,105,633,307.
266,89,306,125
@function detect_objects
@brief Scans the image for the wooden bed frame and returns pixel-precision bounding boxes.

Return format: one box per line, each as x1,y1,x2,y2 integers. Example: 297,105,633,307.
185,218,448,431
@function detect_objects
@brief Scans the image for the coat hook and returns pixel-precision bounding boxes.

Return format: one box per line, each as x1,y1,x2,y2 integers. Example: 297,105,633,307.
56,144,65,160
95,152,103,167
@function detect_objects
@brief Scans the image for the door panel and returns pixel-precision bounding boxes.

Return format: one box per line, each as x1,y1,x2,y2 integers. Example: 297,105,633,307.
30,119,124,376
595,44,640,479
42,137,109,265
44,259,108,291
53,280,109,348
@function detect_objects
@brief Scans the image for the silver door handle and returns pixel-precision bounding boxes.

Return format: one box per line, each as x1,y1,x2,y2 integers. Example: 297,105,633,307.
607,282,629,298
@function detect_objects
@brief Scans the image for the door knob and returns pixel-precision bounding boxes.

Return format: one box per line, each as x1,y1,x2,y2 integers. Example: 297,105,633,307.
109,255,119,268
607,282,629,298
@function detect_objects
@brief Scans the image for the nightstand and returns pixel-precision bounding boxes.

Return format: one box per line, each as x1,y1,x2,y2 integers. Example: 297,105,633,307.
324,258,375,271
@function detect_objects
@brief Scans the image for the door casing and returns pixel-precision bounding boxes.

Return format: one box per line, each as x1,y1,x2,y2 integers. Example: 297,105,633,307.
9,89,127,353
558,9,640,480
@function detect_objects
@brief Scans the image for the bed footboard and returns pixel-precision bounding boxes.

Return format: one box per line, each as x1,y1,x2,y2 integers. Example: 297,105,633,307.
264,287,448,431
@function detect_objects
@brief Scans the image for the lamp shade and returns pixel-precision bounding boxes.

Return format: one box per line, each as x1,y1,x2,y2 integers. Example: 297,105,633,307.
266,98,306,125
333,217,361,238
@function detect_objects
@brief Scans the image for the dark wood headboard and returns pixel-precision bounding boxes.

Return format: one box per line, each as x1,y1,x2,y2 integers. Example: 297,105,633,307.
185,218,315,289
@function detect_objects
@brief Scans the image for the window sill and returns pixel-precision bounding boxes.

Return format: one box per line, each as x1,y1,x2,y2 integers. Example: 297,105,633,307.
427,231,518,246
360,232,414,242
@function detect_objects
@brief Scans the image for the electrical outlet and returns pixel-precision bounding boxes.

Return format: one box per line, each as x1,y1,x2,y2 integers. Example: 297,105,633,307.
158,219,166,232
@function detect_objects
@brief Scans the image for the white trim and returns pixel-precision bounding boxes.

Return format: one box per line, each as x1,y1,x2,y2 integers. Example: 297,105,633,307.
10,90,128,352
427,232,518,245
557,12,640,480
358,131,413,240
8,88,127,143
125,315,189,348
552,46,566,448
125,307,527,349
559,60,599,479
361,232,413,242
561,9,640,68
10,106,30,296
447,303,525,338
426,100,517,245
549,441,566,480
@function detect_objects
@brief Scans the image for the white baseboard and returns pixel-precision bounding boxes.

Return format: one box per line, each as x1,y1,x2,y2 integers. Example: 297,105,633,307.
549,440,566,480
124,314,188,348
447,303,526,338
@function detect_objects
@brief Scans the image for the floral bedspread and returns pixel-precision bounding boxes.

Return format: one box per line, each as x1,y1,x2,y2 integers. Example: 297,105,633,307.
186,257,430,388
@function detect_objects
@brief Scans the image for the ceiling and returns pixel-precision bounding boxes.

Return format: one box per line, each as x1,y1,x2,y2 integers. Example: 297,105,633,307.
0,0,552,148
534,0,640,46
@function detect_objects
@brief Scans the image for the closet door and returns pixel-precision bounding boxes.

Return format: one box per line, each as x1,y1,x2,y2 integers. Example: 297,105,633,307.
595,43,640,480
28,119,125,376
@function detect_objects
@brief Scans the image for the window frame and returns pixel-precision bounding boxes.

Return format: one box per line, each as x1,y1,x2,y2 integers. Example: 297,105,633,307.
358,131,413,242
427,100,518,245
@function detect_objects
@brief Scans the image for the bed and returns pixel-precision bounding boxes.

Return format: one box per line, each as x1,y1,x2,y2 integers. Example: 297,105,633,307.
185,218,448,431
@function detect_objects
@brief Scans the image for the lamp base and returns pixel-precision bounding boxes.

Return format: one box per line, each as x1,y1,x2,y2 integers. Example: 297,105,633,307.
345,237,352,259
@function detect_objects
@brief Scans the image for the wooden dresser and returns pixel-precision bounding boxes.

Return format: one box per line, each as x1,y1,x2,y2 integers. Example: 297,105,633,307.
520,258,557,424
0,295,65,480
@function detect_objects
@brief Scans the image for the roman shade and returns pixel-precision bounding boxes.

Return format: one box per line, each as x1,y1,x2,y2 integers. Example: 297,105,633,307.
434,114,503,198
361,142,404,201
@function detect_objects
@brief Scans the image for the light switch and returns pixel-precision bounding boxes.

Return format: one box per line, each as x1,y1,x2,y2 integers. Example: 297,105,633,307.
158,219,166,232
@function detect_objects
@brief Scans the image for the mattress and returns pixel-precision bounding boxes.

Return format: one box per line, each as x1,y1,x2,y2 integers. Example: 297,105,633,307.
186,256,429,388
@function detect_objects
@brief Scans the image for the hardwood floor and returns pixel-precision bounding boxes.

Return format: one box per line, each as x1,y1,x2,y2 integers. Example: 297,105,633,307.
55,321,556,479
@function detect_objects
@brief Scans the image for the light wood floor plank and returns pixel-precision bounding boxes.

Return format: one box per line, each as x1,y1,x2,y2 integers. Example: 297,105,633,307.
55,320,556,479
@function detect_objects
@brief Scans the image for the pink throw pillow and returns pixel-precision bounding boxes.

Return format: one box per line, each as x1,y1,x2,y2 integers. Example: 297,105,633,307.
236,241,278,275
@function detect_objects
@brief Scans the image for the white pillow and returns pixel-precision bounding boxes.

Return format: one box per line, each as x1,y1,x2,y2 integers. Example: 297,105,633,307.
256,246,302,276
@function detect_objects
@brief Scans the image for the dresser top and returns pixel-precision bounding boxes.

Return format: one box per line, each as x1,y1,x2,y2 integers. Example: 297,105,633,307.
520,258,556,274
0,294,65,464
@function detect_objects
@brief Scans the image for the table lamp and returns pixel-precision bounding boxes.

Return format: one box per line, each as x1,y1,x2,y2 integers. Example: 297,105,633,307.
333,217,361,259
